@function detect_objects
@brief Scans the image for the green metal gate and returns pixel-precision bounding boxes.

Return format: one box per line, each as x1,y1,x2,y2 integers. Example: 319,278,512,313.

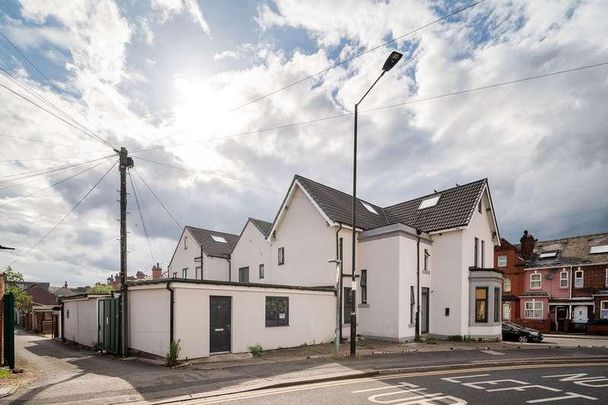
3,292,15,369
98,297,121,354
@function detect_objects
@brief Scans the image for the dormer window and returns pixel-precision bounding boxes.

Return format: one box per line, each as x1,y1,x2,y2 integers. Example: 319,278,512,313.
418,195,440,210
211,235,227,243
361,201,379,215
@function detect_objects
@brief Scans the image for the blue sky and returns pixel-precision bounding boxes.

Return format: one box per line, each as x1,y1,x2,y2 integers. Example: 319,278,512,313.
0,0,607,285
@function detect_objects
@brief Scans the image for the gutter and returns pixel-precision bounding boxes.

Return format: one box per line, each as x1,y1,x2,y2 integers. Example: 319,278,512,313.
165,282,175,344
415,229,421,340
335,223,343,340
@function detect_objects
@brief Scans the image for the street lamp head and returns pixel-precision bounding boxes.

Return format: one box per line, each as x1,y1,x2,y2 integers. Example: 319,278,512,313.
382,51,403,72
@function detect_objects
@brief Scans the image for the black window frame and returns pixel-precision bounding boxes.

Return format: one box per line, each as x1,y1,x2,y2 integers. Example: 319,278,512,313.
410,285,415,324
265,296,289,327
474,237,479,267
259,264,264,279
66,309,70,319
481,240,485,268
278,247,285,265
424,249,429,271
475,287,488,323
238,267,249,283
360,270,368,304
494,286,500,322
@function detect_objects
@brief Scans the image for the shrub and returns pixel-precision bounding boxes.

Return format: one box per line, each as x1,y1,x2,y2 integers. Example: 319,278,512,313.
166,339,181,367
248,344,263,357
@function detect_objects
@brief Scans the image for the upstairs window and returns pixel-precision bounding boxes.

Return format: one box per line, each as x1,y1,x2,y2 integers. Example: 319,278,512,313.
265,296,289,327
574,269,584,288
481,240,485,268
474,238,479,267
184,235,188,250
361,201,379,215
560,270,568,288
278,247,285,265
497,255,507,267
239,267,249,283
530,273,542,289
418,195,440,210
211,235,227,243
424,249,430,271
182,268,188,278
259,264,265,279
360,270,368,304
504,278,511,293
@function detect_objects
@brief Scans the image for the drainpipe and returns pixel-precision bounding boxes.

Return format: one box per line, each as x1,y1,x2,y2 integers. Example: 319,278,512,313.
415,229,421,340
228,257,232,282
165,282,175,344
200,246,204,280
335,223,343,340
60,300,65,341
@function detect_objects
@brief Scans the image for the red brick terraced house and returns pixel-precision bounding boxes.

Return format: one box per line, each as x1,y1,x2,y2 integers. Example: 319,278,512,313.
494,237,525,321
510,231,608,334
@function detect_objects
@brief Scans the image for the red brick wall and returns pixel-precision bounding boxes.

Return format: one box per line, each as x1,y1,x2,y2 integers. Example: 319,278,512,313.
514,318,551,333
587,323,608,336
572,265,608,297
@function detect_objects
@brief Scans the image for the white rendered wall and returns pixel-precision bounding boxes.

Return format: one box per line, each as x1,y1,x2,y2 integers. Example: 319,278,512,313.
230,221,272,283
129,287,170,357
62,298,99,347
168,228,200,279
204,255,230,282
168,283,335,359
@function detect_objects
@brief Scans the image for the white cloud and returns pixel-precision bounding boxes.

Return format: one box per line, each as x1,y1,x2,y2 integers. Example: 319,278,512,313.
151,0,211,35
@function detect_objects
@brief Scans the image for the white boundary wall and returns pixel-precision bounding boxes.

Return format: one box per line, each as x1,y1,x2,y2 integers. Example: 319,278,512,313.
62,295,107,347
129,281,336,359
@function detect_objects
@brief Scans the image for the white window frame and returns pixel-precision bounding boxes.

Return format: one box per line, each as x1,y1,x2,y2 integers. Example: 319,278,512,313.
502,302,511,321
504,278,511,293
574,269,584,288
524,300,543,319
601,301,608,320
497,255,507,267
530,273,542,289
559,270,569,289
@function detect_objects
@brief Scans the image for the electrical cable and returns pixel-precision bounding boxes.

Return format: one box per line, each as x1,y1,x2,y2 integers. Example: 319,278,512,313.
128,170,156,263
132,167,181,230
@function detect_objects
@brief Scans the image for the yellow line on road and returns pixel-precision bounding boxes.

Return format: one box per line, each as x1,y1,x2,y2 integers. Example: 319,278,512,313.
173,362,608,404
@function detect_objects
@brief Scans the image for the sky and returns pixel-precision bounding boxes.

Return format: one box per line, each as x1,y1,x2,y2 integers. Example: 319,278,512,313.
0,0,607,286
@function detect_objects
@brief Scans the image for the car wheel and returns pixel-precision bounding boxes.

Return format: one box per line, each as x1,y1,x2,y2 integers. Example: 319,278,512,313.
518,335,528,343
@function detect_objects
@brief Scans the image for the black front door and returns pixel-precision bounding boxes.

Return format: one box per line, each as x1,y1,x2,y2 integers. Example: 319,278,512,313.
210,296,231,353
421,287,430,334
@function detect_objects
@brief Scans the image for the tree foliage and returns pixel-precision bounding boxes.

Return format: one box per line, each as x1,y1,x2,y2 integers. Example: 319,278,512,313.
86,283,113,294
3,266,32,312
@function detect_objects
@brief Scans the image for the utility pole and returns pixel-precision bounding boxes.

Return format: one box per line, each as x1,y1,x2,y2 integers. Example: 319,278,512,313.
116,147,133,357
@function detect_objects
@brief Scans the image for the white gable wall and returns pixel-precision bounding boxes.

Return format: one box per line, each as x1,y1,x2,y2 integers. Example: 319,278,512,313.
168,228,230,281
231,221,272,283
269,187,340,287
204,255,230,281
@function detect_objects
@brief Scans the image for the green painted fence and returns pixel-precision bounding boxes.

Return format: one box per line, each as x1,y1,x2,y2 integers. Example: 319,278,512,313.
3,292,15,369
98,297,121,354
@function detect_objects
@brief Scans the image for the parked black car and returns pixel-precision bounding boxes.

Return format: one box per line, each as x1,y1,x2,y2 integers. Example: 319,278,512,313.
502,322,543,343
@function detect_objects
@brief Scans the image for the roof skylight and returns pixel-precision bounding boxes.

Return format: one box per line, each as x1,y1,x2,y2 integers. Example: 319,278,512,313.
418,195,440,210
211,235,227,243
361,201,379,215
590,245,608,254
539,251,558,259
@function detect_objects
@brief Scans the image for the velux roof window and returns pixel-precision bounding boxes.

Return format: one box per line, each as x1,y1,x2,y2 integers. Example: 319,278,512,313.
211,235,227,243
418,195,440,210
590,245,608,254
361,201,379,215
539,251,558,259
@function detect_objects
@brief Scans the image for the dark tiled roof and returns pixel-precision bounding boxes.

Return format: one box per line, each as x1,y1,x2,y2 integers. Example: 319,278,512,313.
185,226,239,258
522,232,608,268
250,218,272,238
384,179,487,233
294,175,487,233
295,175,388,230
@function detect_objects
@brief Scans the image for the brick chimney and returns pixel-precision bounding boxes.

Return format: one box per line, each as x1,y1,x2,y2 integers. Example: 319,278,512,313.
136,271,146,280
152,263,162,280
520,230,537,261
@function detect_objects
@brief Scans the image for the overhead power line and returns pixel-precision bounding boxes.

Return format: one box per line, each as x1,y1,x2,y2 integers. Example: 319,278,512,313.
0,82,115,150
0,156,115,207
128,171,156,263
229,0,485,112
8,159,118,266
132,167,181,230
136,60,608,152
0,134,106,152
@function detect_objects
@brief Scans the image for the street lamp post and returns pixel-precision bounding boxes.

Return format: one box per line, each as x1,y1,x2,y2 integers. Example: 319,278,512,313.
328,259,342,352
350,51,403,356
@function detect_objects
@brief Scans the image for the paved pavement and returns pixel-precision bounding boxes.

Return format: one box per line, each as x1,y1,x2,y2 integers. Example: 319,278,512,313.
190,363,608,404
7,329,608,404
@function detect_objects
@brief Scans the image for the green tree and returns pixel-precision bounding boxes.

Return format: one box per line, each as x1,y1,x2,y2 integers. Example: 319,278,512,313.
86,283,113,294
3,266,32,312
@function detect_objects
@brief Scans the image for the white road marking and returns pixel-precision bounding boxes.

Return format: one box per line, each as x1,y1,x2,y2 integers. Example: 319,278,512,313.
352,382,418,393
526,392,598,403
481,350,505,356
487,384,561,393
441,374,490,383
462,378,528,390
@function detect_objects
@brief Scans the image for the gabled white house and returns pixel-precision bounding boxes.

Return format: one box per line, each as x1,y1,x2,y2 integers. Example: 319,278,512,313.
167,226,239,281
231,175,502,341
127,174,502,360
